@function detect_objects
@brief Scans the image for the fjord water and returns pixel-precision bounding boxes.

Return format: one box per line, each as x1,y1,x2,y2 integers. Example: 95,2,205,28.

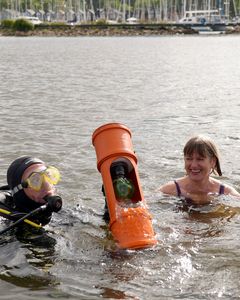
1,35,240,299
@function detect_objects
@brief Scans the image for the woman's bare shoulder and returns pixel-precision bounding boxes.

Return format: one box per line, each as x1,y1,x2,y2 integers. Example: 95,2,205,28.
159,177,187,196
210,177,240,197
159,181,177,196
223,183,240,197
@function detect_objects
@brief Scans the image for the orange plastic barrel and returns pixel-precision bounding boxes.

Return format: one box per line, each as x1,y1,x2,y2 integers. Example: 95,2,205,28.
110,206,156,249
92,123,157,250
92,123,137,172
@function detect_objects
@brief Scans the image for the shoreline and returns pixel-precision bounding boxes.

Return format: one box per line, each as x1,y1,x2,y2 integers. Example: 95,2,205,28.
1,24,240,37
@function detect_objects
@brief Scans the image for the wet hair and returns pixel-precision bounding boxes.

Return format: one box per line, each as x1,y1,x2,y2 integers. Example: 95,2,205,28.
183,135,222,176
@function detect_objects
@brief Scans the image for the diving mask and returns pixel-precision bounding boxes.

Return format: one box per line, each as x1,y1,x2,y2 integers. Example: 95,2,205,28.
12,166,60,194
22,166,60,191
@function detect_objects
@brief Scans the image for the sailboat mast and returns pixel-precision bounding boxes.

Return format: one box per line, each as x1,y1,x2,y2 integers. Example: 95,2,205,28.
232,0,237,17
182,0,186,17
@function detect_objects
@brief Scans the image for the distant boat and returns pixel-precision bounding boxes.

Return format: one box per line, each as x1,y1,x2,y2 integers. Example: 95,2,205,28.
177,10,227,32
17,16,42,25
126,17,139,24
192,26,225,35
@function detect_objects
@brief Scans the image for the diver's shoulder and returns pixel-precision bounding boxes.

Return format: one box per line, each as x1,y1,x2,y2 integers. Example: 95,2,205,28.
0,187,13,207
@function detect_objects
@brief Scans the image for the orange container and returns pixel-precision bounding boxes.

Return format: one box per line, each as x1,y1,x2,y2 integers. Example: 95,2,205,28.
92,123,136,172
92,123,157,250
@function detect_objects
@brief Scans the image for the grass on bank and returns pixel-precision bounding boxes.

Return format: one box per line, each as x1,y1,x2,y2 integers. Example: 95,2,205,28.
1,18,34,31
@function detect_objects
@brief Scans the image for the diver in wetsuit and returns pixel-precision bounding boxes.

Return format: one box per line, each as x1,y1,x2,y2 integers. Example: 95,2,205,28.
0,156,62,231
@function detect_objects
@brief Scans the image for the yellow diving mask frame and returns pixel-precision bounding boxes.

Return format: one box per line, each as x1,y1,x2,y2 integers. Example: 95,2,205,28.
22,166,61,192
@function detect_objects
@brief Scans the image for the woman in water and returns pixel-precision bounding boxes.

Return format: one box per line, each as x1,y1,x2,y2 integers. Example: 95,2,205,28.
159,135,240,204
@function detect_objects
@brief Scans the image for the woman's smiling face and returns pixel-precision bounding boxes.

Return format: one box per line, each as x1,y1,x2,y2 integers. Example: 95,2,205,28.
184,151,216,181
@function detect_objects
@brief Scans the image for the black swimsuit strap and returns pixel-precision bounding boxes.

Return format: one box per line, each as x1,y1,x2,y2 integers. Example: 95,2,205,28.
219,184,225,195
174,180,181,197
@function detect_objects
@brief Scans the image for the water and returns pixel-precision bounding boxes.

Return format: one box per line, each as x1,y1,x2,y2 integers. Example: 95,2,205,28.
1,35,240,299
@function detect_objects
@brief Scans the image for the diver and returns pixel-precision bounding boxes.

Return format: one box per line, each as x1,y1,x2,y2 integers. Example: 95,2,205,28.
0,156,62,234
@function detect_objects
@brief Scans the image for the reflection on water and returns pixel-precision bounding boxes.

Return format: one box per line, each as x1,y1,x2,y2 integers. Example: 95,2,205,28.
1,192,238,298
1,35,240,298
0,228,58,290
176,195,240,221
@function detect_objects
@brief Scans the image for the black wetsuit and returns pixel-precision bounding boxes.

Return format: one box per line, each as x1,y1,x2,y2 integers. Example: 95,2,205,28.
0,186,51,226
0,188,28,222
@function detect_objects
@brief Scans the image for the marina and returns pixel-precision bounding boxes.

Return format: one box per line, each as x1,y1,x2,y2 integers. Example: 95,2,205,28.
0,0,240,25
1,1,240,36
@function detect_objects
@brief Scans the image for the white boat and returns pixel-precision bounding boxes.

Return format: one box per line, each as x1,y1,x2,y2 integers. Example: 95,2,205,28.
191,25,225,35
198,31,225,35
126,17,139,24
178,10,227,32
17,16,42,25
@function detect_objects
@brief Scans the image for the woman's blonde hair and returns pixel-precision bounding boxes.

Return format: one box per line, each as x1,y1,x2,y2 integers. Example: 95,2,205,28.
183,135,222,176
